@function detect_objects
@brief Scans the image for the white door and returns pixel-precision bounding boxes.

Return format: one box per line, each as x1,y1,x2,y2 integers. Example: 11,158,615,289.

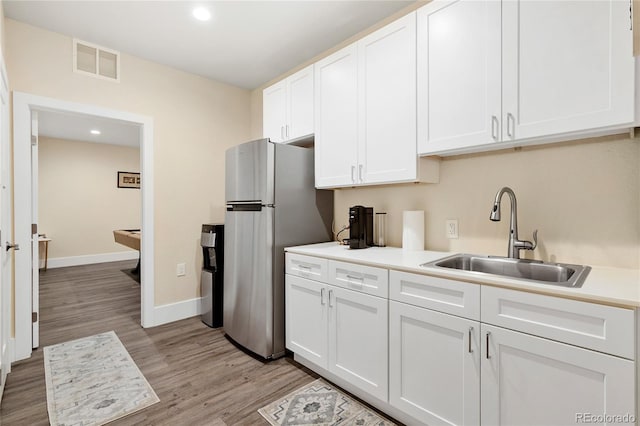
0,64,11,400
389,301,480,426
30,112,39,349
502,0,634,141
286,65,314,140
359,12,418,185
417,0,501,154
263,80,287,143
314,44,359,188
327,285,388,401
481,324,635,426
285,275,328,369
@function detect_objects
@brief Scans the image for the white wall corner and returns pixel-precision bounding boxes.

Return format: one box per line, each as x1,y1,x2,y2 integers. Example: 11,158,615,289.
152,297,203,327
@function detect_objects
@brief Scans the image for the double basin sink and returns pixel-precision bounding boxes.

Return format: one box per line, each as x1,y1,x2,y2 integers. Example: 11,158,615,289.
421,254,591,288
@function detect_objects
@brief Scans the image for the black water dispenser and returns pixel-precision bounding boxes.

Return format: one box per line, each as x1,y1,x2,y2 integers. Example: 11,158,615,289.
200,223,224,328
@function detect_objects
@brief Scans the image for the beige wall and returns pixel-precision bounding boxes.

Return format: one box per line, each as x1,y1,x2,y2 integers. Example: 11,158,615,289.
335,136,640,269
251,1,640,270
38,137,141,259
7,19,251,305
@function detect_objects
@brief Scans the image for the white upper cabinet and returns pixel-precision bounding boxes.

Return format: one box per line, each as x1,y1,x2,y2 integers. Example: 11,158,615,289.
314,44,359,188
417,0,501,154
419,0,635,155
502,0,634,141
315,13,432,189
263,64,314,143
359,13,417,185
263,80,287,143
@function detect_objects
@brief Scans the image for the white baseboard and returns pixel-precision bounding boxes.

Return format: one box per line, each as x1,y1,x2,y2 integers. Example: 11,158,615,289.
47,251,139,269
153,297,203,327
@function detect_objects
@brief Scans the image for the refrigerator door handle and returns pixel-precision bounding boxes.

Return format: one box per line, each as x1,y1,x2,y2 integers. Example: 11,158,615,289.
226,203,263,212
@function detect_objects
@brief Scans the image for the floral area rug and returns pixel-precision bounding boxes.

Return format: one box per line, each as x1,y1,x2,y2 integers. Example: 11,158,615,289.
44,331,159,426
258,379,396,426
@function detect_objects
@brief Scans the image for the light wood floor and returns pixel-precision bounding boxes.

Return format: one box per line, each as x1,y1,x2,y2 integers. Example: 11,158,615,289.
0,260,320,425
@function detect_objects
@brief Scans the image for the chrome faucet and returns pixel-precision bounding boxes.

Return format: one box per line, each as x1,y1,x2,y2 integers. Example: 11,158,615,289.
490,187,537,259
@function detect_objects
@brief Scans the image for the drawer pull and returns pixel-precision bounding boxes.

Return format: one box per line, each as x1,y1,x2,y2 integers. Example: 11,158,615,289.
297,264,312,270
486,332,491,359
320,288,326,305
346,274,364,281
468,327,474,353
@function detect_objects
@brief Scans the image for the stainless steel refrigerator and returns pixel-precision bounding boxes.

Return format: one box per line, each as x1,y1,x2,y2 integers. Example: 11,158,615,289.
223,138,333,359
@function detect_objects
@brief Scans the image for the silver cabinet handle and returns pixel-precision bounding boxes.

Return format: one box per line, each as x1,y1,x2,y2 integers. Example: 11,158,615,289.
345,274,364,286
280,126,284,140
468,327,474,353
358,164,363,182
286,125,289,138
506,113,515,139
351,165,356,183
486,332,491,359
491,116,499,141
320,288,326,305
297,263,311,270
328,289,334,307
6,243,19,251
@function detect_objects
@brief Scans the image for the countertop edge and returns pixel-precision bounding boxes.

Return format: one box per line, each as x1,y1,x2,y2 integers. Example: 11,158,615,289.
285,244,640,309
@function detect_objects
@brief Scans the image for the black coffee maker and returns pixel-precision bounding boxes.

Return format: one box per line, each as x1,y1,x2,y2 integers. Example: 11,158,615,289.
349,205,373,249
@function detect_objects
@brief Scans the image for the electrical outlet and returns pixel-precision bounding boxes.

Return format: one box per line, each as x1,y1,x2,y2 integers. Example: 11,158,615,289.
446,219,459,239
176,263,186,277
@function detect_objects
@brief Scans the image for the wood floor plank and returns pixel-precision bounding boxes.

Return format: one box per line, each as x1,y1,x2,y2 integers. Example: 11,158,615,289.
0,260,319,425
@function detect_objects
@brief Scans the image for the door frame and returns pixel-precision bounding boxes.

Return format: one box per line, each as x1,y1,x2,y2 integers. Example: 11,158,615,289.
13,92,155,361
0,57,11,400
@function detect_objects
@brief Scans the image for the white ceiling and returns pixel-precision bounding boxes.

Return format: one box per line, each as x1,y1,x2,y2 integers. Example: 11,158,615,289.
3,0,414,89
38,110,141,148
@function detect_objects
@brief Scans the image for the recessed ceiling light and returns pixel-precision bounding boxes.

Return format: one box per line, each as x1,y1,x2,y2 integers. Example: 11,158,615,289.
90,129,101,135
192,7,211,21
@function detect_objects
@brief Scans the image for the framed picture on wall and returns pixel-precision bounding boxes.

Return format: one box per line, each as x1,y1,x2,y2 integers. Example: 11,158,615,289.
117,171,140,189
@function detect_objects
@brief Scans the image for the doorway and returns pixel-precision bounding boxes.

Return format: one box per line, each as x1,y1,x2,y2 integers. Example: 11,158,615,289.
13,92,155,361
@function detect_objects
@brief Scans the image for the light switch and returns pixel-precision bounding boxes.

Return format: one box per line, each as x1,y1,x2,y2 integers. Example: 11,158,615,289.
176,262,186,277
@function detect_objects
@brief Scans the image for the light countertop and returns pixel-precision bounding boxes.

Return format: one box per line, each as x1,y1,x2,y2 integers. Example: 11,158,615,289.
285,242,640,308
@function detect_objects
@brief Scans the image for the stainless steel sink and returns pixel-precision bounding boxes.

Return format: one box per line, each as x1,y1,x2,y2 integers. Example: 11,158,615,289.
421,254,591,288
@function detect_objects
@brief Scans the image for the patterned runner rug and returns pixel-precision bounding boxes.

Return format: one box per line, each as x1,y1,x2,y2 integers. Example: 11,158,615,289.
44,331,159,426
258,379,396,426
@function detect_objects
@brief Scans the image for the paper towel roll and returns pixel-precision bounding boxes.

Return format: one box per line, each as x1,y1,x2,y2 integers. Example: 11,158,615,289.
403,211,425,251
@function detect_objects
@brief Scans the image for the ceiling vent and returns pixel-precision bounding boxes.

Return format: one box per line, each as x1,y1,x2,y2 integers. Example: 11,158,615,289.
73,39,120,82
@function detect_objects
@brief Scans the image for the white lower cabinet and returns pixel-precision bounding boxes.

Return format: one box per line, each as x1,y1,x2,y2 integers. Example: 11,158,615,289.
285,254,637,425
285,270,388,401
389,301,480,425
285,275,328,368
481,323,635,426
328,286,388,401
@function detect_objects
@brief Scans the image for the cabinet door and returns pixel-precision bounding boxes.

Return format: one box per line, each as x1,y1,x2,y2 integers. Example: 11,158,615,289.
502,0,634,141
263,80,287,143
285,275,328,369
481,324,635,426
314,44,359,188
417,0,501,155
287,65,314,140
359,12,417,184
389,301,480,425
328,286,388,401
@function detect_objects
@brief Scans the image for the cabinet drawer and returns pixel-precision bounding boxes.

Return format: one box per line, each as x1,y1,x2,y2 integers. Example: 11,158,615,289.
390,271,480,321
328,260,388,298
482,286,635,359
286,253,328,282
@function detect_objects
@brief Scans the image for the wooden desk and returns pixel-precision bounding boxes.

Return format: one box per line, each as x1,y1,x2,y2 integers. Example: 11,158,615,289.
38,235,52,271
113,229,140,274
